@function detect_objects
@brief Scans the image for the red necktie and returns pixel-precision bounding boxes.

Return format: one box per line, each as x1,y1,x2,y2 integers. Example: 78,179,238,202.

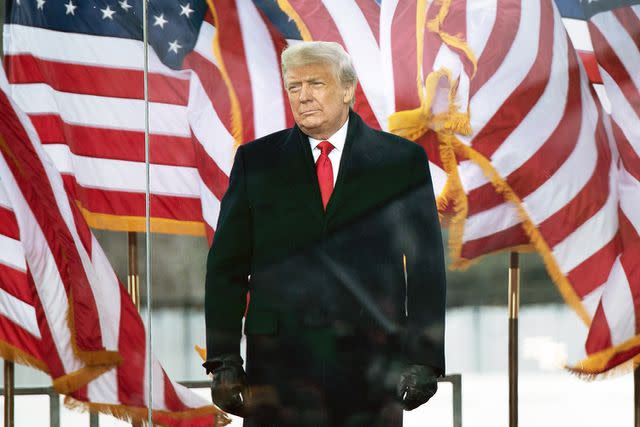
316,140,335,209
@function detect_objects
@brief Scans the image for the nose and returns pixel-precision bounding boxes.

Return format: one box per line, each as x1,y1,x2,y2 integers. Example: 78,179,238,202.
298,84,312,102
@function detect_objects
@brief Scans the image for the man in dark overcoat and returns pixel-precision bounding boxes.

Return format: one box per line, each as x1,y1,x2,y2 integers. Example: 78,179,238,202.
204,41,446,427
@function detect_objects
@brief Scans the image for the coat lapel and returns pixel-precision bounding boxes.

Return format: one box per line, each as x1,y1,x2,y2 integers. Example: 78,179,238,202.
277,125,325,223
325,111,384,222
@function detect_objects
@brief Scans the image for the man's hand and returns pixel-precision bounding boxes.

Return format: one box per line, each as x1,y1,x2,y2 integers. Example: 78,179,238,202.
204,354,248,417
396,364,438,411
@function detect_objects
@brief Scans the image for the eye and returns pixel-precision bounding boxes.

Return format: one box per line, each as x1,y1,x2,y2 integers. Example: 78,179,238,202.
312,81,324,87
288,85,301,93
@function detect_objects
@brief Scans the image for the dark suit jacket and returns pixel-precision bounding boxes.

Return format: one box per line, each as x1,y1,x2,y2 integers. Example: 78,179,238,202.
205,110,446,426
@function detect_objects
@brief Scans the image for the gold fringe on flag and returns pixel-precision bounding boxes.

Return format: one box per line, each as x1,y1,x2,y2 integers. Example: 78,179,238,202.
206,0,244,148
275,0,313,41
64,395,230,427
567,336,640,378
0,341,49,373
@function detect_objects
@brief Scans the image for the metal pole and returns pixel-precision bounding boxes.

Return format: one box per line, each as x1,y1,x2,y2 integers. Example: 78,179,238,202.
508,252,520,427
128,232,142,427
635,365,640,427
4,360,14,427
142,0,153,423
128,232,141,311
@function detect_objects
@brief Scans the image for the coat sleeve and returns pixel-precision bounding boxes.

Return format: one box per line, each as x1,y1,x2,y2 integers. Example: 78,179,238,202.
205,145,252,359
403,146,446,375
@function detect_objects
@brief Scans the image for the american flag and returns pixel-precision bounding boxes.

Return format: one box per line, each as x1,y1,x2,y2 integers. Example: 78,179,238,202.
3,0,246,242
556,0,640,375
0,70,224,425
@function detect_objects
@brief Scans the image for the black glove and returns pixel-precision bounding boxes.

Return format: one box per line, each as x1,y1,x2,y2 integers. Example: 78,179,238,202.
204,354,248,417
396,364,438,411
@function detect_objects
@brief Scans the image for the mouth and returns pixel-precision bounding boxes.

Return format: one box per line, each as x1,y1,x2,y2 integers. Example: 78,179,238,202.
300,110,320,116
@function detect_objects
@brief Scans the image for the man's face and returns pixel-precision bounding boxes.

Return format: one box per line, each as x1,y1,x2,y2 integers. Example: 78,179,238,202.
285,62,354,139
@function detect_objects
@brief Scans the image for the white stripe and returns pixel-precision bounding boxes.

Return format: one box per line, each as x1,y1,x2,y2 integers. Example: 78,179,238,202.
600,257,635,346
463,201,519,242
151,359,166,410
10,84,190,137
592,10,640,94
464,7,570,191
593,82,612,114
87,369,119,405
619,167,640,232
322,0,388,129
634,5,640,22
188,74,236,176
379,0,399,121
0,153,82,374
428,161,447,198
0,288,41,339
193,22,217,65
89,238,121,352
200,184,222,230
236,0,287,138
552,167,618,274
172,381,211,408
524,67,599,225
4,24,191,79
0,234,26,272
465,72,606,243
466,0,498,61
466,0,541,137
600,67,640,151
43,144,201,197
562,18,594,52
0,180,12,210
581,284,604,320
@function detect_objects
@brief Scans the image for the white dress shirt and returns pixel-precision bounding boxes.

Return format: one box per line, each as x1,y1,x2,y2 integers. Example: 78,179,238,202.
308,118,349,185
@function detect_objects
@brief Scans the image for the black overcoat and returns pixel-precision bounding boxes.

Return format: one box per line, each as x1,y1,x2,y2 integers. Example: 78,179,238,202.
205,111,446,427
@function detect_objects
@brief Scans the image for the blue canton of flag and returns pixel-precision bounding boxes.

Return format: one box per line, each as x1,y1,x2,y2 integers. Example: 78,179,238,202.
7,0,207,69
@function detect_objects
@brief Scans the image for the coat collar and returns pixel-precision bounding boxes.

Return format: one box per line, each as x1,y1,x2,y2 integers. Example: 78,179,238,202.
278,110,384,223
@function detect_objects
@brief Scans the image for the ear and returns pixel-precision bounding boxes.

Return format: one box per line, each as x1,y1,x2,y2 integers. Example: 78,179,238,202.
343,84,355,105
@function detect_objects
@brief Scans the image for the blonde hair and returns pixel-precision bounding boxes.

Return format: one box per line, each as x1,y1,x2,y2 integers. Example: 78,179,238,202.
281,41,358,107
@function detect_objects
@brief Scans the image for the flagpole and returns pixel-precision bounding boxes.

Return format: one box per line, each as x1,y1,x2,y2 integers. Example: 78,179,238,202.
128,232,141,311
508,252,520,427
4,360,14,427
141,0,153,424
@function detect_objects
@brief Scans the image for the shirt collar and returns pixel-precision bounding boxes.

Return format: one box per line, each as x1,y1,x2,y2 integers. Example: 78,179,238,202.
308,118,349,153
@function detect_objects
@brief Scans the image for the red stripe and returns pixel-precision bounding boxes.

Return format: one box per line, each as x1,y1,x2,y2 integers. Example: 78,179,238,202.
0,207,20,240
5,54,188,105
585,303,613,354
0,90,105,353
589,21,640,120
30,115,196,167
603,345,640,372
538,112,612,248
0,315,43,365
613,7,640,55
470,0,520,97
183,51,234,135
467,40,583,215
392,0,421,112
27,272,65,377
287,0,380,129
612,117,640,182
0,264,33,306
163,371,188,411
355,0,380,45
577,50,603,84
116,286,145,406
567,233,620,299
258,7,296,128
619,210,640,334
61,175,204,222
460,224,529,260
422,1,444,78
192,134,230,201
415,131,443,169
440,0,473,77
472,0,555,159
215,0,255,142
